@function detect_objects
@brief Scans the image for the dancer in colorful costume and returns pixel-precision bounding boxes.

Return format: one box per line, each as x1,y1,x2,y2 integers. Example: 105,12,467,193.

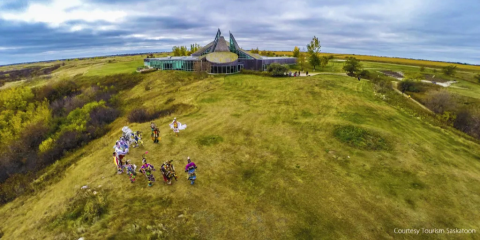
169,117,187,136
185,157,197,185
161,160,177,185
152,128,160,143
140,154,156,187
131,131,143,148
125,160,137,183
113,151,123,174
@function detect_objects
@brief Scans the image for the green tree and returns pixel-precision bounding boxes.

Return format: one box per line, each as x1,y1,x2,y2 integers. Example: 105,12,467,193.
442,65,457,77
292,46,300,58
342,57,362,75
475,74,480,83
307,36,321,70
267,63,289,76
172,46,181,56
320,56,331,68
298,52,307,71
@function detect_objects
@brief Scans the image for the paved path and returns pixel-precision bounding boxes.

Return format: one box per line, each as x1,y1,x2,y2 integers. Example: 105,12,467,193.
295,72,347,77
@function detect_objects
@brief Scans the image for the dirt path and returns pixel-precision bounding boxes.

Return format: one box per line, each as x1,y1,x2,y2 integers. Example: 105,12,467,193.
297,72,347,77
392,81,433,113
420,80,457,87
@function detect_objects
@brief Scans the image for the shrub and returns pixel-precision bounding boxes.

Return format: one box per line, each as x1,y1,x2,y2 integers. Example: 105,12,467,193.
442,65,457,77
128,108,151,123
425,91,455,114
88,107,119,127
454,110,480,139
399,80,421,93
334,125,389,150
266,63,289,76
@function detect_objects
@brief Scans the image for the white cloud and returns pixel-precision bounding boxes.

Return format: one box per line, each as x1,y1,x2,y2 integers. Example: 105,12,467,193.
0,0,127,27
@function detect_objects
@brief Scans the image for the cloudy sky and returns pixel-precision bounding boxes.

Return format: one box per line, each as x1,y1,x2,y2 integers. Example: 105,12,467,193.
0,0,479,65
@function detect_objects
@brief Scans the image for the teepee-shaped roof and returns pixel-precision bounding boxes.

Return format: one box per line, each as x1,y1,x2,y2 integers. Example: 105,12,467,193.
214,36,230,52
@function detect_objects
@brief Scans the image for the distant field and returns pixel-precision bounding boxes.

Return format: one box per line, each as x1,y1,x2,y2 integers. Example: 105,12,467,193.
83,59,143,76
272,51,480,71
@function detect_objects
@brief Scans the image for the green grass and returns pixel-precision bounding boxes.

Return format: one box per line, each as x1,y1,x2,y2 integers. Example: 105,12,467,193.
84,59,143,76
1,67,480,239
447,80,480,100
333,125,390,150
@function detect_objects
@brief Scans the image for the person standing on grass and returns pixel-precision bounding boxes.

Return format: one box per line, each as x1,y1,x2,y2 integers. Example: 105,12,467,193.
169,117,187,137
140,158,156,187
152,127,160,143
306,71,308,76
125,160,137,183
150,122,156,140
161,160,177,185
185,157,197,185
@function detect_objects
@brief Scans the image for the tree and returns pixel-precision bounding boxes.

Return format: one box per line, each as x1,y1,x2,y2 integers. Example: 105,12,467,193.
342,57,362,76
172,46,181,56
442,65,457,77
307,36,321,70
298,52,307,71
474,74,480,83
292,46,300,58
320,56,330,68
267,63,289,76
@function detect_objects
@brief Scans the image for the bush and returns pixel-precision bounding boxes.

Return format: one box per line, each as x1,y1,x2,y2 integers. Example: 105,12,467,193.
128,108,151,123
266,63,289,76
399,80,421,93
88,107,119,127
442,65,457,77
425,91,456,114
454,110,480,139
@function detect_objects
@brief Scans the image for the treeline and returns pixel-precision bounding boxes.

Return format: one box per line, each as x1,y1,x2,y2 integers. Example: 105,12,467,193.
0,73,143,203
172,44,201,56
250,48,277,57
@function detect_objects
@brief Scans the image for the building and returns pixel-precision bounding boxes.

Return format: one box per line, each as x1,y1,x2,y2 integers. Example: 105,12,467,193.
144,29,296,74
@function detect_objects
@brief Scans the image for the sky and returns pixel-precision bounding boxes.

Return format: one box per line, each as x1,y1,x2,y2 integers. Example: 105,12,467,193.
0,0,479,65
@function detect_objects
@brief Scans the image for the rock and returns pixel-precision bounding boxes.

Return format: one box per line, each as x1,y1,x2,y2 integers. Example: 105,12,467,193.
98,185,102,188
178,214,184,218
93,191,98,195
78,237,85,240
81,185,88,190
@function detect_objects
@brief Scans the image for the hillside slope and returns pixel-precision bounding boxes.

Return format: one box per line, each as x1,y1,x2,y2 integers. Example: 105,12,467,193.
1,72,479,239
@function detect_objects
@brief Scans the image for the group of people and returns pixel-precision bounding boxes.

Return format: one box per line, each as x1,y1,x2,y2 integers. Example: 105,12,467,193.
288,71,309,77
112,118,196,186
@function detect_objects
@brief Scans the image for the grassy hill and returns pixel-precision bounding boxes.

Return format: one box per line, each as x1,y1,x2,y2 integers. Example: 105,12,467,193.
0,70,479,239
